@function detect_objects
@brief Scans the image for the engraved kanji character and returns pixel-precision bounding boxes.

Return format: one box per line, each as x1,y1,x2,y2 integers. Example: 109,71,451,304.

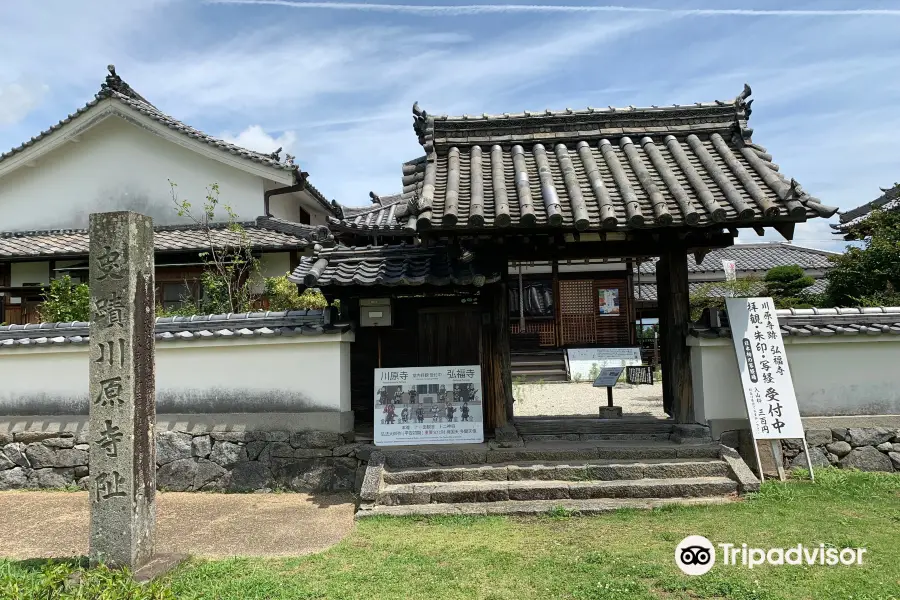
93,292,125,328
95,377,124,406
95,470,126,502
95,419,123,457
95,246,124,281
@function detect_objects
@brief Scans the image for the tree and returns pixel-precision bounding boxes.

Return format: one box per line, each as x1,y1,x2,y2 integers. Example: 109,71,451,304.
825,208,900,307
264,275,328,311
169,181,260,314
39,275,90,322
764,265,815,309
689,275,760,321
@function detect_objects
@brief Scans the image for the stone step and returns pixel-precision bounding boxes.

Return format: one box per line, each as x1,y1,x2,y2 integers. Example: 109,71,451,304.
383,458,729,485
357,496,733,518
377,441,721,469
515,418,675,436
376,476,738,506
521,433,672,443
511,372,569,383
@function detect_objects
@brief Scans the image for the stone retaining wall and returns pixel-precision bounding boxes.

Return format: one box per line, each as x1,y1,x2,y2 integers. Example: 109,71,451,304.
0,429,375,492
722,427,900,474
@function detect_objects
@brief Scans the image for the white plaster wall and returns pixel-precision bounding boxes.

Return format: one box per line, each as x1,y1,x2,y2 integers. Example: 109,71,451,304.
0,334,354,429
0,115,268,232
690,336,900,422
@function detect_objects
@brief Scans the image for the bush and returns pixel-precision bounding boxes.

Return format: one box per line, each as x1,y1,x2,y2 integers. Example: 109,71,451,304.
0,559,174,599
39,276,90,322
264,275,327,311
826,207,900,307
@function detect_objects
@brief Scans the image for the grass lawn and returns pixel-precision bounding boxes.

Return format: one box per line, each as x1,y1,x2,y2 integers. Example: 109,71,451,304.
3,469,899,600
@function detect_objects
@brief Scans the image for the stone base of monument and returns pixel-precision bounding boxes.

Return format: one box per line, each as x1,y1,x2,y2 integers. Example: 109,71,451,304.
598,406,623,419
133,553,189,583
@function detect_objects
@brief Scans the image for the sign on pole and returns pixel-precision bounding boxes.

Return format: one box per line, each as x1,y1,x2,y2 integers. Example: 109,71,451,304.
592,367,624,388
725,297,812,481
374,365,483,446
567,347,641,381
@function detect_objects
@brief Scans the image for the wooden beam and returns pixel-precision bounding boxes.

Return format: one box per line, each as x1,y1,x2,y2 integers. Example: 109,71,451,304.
773,222,795,241
657,243,694,423
752,225,766,236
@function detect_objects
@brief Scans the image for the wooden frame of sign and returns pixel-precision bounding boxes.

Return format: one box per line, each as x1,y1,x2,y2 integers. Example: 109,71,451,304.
724,297,814,482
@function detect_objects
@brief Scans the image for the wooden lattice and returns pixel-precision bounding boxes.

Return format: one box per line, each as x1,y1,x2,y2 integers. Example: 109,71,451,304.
510,320,557,346
559,280,597,345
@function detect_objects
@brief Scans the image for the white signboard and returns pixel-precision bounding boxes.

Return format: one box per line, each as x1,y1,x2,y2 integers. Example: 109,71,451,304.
374,365,483,446
723,259,737,282
725,297,804,440
592,367,624,387
567,347,641,381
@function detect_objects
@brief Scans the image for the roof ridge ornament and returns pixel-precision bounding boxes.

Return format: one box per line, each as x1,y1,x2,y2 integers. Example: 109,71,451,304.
369,191,383,206
330,199,344,220
98,64,154,106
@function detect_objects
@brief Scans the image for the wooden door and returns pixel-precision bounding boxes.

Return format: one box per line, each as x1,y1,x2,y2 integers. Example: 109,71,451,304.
418,307,481,367
559,280,597,345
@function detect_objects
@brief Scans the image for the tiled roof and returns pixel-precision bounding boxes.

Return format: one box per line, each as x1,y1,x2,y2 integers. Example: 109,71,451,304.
0,217,330,259
634,278,827,302
690,307,900,338
393,86,836,232
0,310,349,349
329,191,416,236
638,243,836,275
832,183,900,235
288,243,502,288
1,66,333,214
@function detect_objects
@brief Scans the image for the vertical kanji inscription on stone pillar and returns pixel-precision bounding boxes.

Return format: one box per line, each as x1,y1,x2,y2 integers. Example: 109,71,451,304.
89,211,156,570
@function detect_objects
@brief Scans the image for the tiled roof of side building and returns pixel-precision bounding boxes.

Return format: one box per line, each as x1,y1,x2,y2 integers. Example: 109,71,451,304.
396,85,836,232
0,66,334,214
288,243,502,288
0,311,350,348
832,183,900,234
690,307,900,338
634,278,828,302
637,243,837,275
0,217,331,259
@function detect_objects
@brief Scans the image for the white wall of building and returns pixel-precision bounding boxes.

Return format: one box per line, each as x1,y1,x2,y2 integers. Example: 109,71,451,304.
0,115,269,232
690,336,900,427
0,333,355,432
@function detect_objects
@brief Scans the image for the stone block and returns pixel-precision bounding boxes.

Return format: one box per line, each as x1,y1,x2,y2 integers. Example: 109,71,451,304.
76,476,90,490
825,441,852,458
35,467,75,488
805,429,833,447
354,444,378,462
0,452,14,471
210,441,247,467
25,445,87,469
42,437,75,449
831,428,848,442
892,431,900,443
251,431,290,442
74,444,90,451
876,442,894,453
0,467,29,490
889,452,900,471
295,449,333,459
14,431,71,444
0,432,11,446
194,459,228,491
191,435,212,458
291,431,343,449
341,431,356,444
269,442,295,458
494,423,520,442
827,453,839,465
790,448,830,470
332,444,359,457
598,406,623,419
846,428,894,448
157,431,193,465
330,457,359,491
508,482,569,501
158,458,199,491
75,465,89,479
840,446,895,472
3,443,29,468
228,461,273,492
719,430,740,449
209,431,255,442
274,459,333,492
244,440,268,461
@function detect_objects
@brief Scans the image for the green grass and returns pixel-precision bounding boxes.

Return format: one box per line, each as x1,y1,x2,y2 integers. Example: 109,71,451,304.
3,469,899,600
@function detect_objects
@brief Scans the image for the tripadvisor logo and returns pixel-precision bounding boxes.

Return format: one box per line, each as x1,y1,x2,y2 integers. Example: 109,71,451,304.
675,536,867,575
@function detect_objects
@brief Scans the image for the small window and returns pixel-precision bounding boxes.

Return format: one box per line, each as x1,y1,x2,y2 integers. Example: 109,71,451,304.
161,282,199,311
298,206,311,225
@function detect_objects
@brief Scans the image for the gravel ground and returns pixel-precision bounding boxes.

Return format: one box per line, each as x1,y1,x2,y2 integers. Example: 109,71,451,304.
513,381,667,418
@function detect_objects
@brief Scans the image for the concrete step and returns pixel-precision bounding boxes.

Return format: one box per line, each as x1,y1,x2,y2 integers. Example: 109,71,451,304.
376,476,738,506
521,433,672,443
357,496,733,518
383,458,730,485
512,360,566,368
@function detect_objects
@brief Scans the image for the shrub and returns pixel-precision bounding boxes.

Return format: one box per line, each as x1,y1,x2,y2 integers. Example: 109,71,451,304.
39,276,90,322
264,274,327,311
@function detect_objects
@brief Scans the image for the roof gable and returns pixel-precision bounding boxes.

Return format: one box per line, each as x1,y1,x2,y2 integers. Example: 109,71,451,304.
0,66,324,194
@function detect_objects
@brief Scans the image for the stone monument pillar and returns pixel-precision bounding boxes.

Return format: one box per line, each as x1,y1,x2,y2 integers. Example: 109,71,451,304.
88,211,156,569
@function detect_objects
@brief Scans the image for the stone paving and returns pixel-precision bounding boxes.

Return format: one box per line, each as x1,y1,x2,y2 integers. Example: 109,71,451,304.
0,491,356,560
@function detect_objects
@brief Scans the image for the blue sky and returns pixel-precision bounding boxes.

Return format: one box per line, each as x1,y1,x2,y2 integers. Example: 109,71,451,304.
2,0,899,251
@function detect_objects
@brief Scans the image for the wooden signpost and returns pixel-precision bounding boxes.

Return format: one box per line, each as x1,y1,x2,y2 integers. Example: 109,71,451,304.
725,297,813,482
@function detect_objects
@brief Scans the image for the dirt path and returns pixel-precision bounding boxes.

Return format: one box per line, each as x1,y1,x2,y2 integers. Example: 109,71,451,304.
0,491,356,560
513,381,666,418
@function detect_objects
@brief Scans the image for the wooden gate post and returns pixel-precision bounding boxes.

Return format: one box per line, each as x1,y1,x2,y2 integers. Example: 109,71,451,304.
658,245,694,423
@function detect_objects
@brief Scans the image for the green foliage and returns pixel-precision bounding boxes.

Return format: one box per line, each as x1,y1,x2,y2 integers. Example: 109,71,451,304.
264,275,327,311
689,275,760,321
763,264,816,309
170,181,260,314
39,275,90,322
0,559,174,599
826,208,900,307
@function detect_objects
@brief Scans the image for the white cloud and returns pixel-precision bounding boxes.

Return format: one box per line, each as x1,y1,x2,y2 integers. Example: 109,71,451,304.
0,81,48,126
221,125,297,155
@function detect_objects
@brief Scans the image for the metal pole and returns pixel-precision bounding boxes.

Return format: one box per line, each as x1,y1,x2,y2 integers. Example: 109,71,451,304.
518,262,525,331
607,386,614,407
